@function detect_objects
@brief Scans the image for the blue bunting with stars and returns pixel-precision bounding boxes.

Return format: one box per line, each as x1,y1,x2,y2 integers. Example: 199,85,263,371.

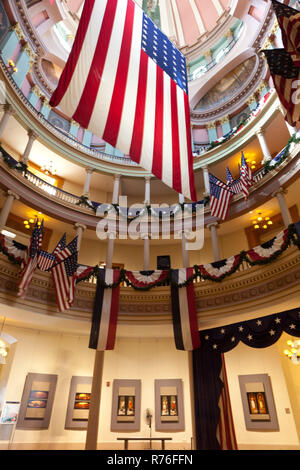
200,308,300,353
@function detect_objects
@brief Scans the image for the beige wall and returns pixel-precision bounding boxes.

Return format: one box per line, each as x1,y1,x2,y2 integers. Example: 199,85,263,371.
224,341,300,449
0,317,299,450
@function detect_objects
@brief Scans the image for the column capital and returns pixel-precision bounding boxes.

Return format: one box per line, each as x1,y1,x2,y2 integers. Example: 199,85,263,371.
85,167,94,175
272,187,288,198
207,222,219,230
114,173,121,180
74,223,87,231
256,128,265,136
144,175,152,181
7,189,20,200
1,103,15,115
27,129,38,140
202,165,209,171
206,121,216,130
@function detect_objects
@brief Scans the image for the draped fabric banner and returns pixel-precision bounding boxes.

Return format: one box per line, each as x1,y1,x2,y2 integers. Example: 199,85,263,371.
197,254,242,281
192,307,300,450
126,270,169,289
246,229,289,263
89,269,120,351
171,268,201,351
0,234,27,264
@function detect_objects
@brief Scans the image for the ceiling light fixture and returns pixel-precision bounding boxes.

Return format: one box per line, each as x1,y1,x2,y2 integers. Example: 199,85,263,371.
40,161,57,176
252,212,273,230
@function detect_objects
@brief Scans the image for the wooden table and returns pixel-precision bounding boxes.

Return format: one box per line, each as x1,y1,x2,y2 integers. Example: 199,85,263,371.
117,437,172,450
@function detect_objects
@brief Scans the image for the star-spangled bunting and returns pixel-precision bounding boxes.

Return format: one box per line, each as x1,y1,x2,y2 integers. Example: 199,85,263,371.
49,0,197,201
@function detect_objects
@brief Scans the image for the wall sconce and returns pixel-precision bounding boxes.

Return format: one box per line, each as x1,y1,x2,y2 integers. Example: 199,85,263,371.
8,60,18,74
283,339,300,365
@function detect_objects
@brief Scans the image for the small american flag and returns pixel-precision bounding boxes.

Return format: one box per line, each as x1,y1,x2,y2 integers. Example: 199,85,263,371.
271,0,300,67
226,167,234,185
52,233,66,257
37,250,56,272
209,173,233,221
240,152,252,199
49,0,197,201
51,251,78,312
54,236,78,263
18,220,43,298
263,48,300,126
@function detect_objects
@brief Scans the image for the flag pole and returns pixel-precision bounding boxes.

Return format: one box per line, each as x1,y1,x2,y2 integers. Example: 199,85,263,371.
85,174,121,451
179,194,197,450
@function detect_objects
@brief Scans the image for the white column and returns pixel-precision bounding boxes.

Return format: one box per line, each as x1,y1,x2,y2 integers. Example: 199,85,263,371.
170,0,185,46
212,0,224,15
202,166,210,195
0,105,14,139
256,128,272,163
0,190,20,231
272,188,292,227
207,222,220,261
85,174,121,451
74,223,86,251
143,176,151,270
83,168,94,197
21,130,37,164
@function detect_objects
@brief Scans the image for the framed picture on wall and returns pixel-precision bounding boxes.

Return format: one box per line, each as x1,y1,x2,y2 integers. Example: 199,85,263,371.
111,380,141,432
238,374,279,431
155,379,184,431
65,376,92,430
17,373,57,430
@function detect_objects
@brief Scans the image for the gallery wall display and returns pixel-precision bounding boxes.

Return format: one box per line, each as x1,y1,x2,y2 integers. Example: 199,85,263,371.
111,380,141,432
155,379,185,432
65,376,92,430
238,374,279,431
16,373,58,430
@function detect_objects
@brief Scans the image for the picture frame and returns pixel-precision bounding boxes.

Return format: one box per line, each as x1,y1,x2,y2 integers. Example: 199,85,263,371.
238,374,279,431
155,379,185,431
65,376,92,430
111,380,141,432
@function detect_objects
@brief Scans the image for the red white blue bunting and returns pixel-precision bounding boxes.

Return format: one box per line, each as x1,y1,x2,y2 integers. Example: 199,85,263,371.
197,255,242,281
246,229,289,262
126,270,169,288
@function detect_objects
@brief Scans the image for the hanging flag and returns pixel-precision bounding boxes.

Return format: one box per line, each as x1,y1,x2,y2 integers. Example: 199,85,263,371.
171,268,200,351
226,167,234,185
209,173,234,221
18,220,43,298
228,178,243,195
262,48,300,126
52,233,67,257
49,0,197,201
240,152,252,199
51,251,78,312
37,250,56,272
54,236,78,263
89,269,120,351
271,0,300,67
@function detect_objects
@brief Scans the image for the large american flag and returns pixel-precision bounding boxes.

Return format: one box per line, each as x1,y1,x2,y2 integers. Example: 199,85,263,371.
209,173,233,221
18,220,43,298
51,251,78,312
49,0,197,201
271,0,300,67
263,47,300,126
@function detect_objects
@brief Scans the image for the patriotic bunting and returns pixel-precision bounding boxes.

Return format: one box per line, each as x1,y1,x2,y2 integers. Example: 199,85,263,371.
125,270,169,289
171,268,200,351
246,229,289,262
89,268,121,351
197,255,242,281
0,234,27,264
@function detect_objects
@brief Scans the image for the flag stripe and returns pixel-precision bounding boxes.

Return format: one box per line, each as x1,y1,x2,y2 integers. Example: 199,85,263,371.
171,79,182,194
152,64,164,179
184,92,197,202
102,0,135,146
129,49,149,162
162,73,173,189
171,282,185,351
72,0,119,128
105,269,120,349
49,0,97,108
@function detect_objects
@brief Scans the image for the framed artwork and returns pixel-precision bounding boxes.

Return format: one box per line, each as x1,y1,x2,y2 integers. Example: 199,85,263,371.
238,374,279,431
111,380,141,432
155,379,185,431
0,401,20,424
65,376,92,430
17,373,57,429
